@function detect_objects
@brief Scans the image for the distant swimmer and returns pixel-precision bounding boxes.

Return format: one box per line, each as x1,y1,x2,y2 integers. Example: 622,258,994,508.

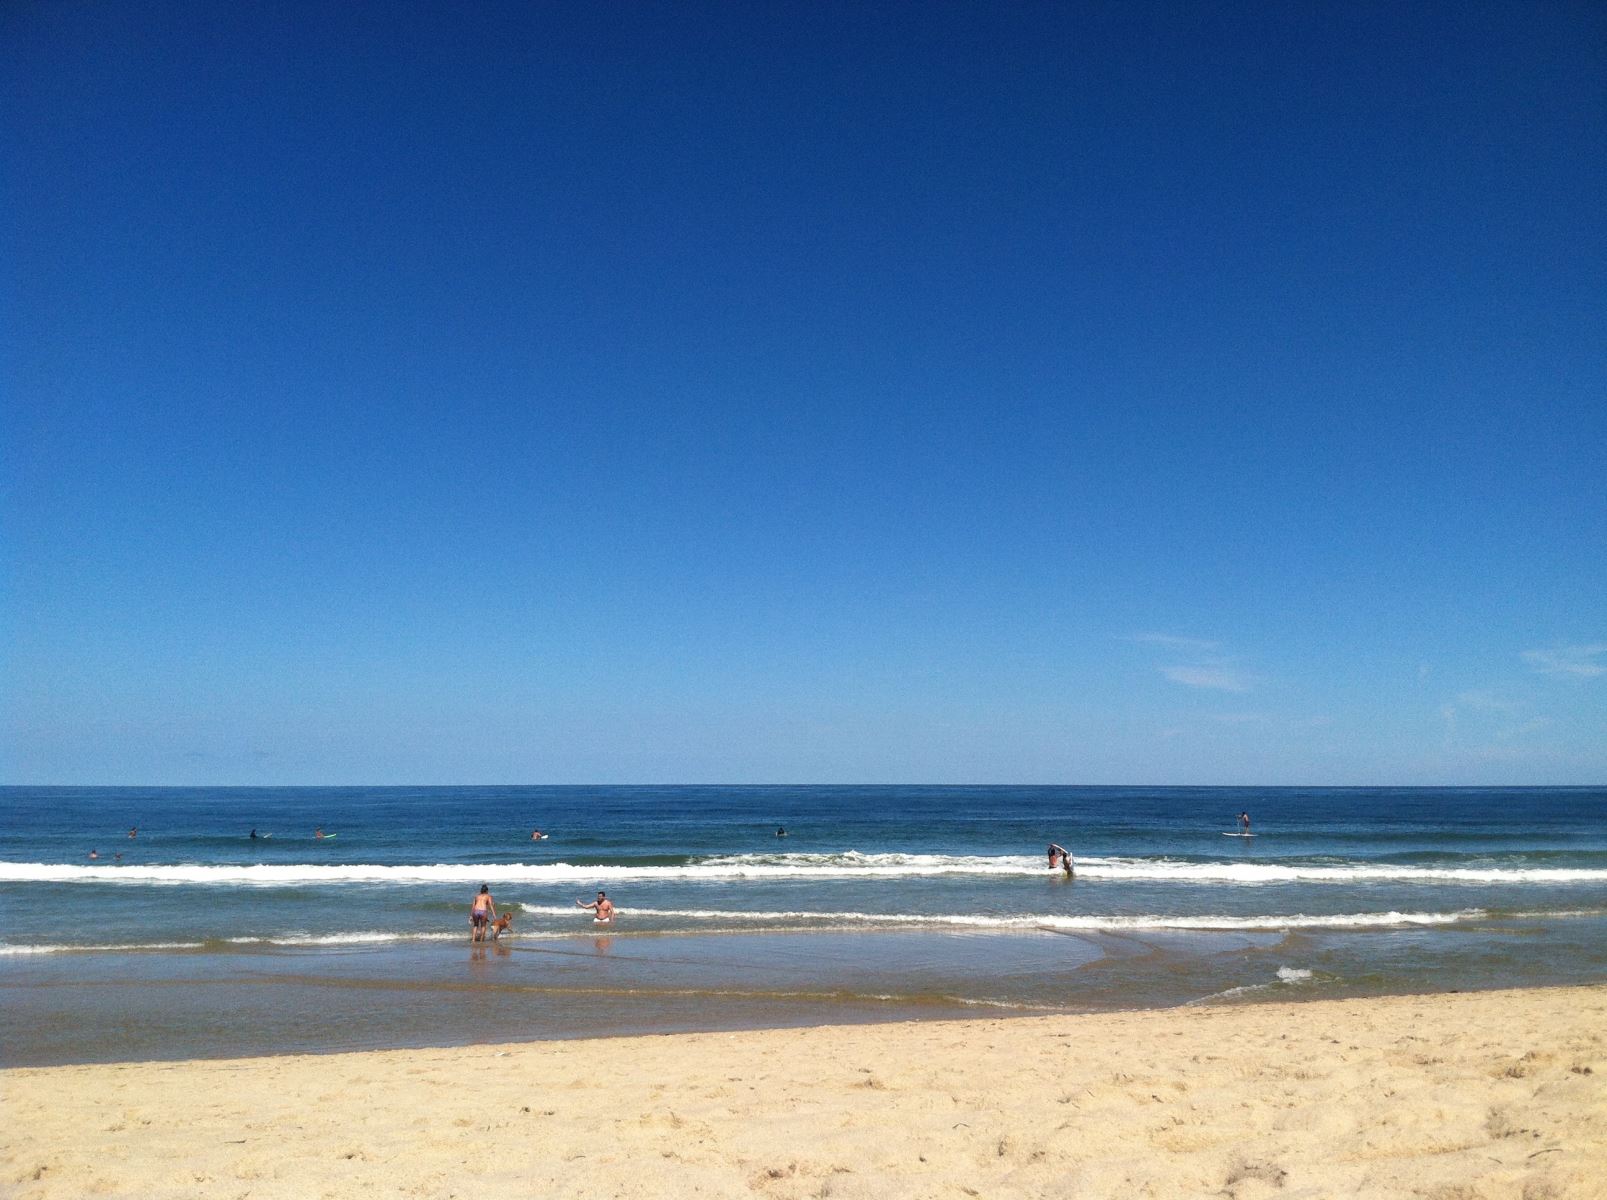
577,890,615,925
1047,843,1074,877
127,827,138,839
250,829,259,840
88,849,99,860
1238,811,1251,834
315,827,326,839
530,829,547,840
776,827,787,837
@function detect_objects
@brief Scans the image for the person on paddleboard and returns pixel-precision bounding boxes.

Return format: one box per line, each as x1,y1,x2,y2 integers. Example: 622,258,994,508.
1238,811,1251,834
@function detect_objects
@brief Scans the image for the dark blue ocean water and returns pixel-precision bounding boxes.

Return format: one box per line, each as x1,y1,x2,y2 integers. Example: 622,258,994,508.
3,785,1605,1064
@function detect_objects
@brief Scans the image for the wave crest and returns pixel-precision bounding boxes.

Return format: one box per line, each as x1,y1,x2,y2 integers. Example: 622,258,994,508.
3,852,1605,886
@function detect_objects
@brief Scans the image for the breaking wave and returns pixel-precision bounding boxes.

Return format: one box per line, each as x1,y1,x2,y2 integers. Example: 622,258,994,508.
519,903,1512,931
4,851,1607,887
4,905,1597,957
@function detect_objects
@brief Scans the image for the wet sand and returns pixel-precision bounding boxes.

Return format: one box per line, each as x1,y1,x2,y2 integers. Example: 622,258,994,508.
4,984,1604,1199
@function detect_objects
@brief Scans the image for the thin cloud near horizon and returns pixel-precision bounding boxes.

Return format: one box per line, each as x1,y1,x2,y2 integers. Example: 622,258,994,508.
1131,633,1252,693
1522,644,1607,679
1161,665,1251,693
1127,633,1222,652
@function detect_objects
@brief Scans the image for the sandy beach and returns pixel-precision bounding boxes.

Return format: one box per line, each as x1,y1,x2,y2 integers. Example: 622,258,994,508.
5,985,1604,1199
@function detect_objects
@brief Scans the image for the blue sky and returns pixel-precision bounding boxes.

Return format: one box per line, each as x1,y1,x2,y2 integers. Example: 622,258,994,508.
3,2,1604,785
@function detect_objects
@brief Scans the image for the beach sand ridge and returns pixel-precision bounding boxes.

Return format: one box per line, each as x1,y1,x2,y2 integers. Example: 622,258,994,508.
5,985,1604,1199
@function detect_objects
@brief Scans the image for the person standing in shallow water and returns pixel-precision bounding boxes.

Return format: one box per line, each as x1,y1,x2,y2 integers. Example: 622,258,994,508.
470,885,497,942
577,891,614,924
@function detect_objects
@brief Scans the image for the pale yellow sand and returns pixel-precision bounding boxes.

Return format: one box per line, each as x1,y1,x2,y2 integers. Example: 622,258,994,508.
5,985,1605,1200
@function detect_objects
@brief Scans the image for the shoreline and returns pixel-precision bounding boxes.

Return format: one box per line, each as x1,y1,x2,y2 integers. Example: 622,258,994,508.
10,917,1607,1069
6,983,1603,1198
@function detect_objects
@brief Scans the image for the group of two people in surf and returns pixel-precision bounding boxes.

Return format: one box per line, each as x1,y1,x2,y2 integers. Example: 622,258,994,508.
468,884,615,942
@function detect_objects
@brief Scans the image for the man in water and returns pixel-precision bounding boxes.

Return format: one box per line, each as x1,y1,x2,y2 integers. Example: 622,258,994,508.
250,829,259,840
470,885,497,942
1238,811,1251,834
127,827,137,839
577,890,615,924
1047,843,1074,876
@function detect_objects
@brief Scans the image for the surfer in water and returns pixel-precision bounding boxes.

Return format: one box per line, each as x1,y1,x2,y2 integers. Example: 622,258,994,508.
577,890,615,924
1238,811,1251,834
1047,843,1074,875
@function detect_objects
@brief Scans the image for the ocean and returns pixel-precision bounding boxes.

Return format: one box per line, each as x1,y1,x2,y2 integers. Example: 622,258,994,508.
3,785,1604,1066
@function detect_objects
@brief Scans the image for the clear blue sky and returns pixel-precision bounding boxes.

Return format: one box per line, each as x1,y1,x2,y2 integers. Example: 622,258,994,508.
3,2,1604,785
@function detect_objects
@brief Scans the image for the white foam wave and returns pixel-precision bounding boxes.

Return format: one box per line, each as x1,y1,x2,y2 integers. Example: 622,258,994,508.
2,852,1604,887
1080,858,1607,885
1191,966,1323,1005
222,931,467,946
0,931,495,955
0,941,206,956
2,905,1588,957
519,903,1498,931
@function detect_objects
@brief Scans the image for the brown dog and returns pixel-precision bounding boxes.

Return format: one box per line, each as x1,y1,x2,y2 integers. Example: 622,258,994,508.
490,913,514,940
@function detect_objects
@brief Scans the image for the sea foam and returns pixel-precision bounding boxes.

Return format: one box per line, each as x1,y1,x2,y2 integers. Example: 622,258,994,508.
3,852,1605,887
